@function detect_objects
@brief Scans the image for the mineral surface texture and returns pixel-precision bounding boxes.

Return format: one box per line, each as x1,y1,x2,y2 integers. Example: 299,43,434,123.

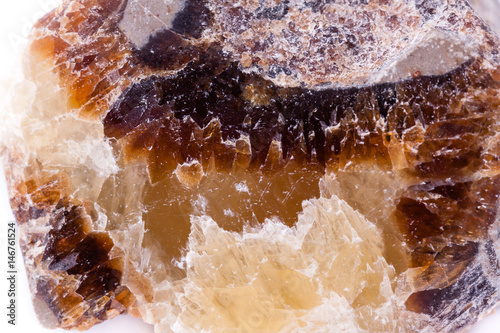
1,0,500,332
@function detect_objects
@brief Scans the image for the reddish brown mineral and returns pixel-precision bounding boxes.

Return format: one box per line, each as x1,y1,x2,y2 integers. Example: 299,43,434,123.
1,0,500,332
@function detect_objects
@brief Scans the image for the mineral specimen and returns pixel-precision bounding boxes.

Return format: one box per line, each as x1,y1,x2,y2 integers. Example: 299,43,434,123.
1,0,500,332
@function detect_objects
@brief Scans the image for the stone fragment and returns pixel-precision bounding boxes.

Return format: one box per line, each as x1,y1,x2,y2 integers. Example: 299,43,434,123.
1,0,500,332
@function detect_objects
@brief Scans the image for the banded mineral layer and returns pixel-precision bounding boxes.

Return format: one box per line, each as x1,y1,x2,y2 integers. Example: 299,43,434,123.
1,0,500,332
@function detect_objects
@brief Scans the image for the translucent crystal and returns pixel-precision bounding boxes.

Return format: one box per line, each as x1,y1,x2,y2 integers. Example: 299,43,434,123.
1,0,500,332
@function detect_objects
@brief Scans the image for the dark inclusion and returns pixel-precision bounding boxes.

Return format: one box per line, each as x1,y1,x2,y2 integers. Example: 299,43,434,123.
105,45,393,166
414,0,441,20
406,263,499,331
268,64,292,78
170,0,213,38
256,0,290,20
105,42,472,168
39,203,122,318
134,0,212,70
134,29,201,71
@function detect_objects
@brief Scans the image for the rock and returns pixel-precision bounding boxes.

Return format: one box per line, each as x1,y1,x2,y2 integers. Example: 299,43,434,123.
1,0,500,332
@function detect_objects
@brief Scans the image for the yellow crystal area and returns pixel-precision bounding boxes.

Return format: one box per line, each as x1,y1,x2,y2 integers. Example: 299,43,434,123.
172,195,409,332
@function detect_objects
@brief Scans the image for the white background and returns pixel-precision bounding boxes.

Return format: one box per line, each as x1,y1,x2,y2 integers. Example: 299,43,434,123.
0,1,498,333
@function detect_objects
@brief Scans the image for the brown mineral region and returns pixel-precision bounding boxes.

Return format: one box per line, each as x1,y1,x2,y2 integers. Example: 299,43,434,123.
1,0,500,332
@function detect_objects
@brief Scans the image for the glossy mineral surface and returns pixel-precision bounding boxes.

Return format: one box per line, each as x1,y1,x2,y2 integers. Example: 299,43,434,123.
1,0,500,332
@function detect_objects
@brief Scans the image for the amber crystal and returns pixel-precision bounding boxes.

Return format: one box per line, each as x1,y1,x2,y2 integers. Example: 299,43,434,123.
1,0,500,332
